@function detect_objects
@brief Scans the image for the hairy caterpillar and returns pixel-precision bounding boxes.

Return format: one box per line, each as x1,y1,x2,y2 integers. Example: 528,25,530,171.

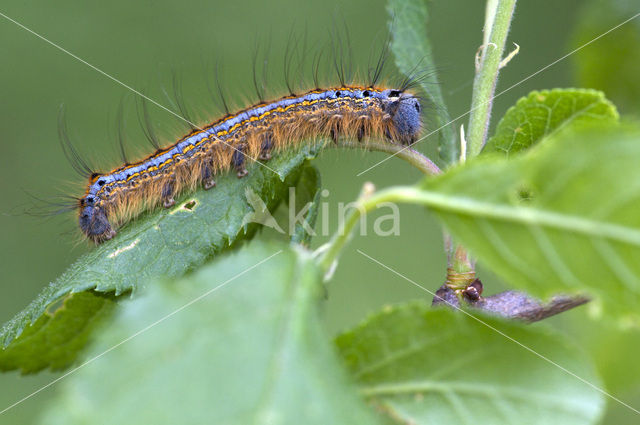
46,27,427,244
71,86,422,243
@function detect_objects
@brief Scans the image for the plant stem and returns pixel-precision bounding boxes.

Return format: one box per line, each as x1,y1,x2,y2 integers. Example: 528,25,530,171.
338,140,441,176
310,185,455,275
443,0,517,283
316,183,376,274
315,141,440,275
467,0,517,157
317,185,460,274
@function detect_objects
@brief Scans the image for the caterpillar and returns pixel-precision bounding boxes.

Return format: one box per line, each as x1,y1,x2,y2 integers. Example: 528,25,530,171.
71,86,422,243
47,28,427,244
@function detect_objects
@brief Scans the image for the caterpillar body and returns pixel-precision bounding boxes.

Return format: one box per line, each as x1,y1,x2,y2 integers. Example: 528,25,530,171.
75,85,422,243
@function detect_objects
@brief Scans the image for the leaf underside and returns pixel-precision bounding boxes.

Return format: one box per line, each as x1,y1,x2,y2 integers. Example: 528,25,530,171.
423,127,640,321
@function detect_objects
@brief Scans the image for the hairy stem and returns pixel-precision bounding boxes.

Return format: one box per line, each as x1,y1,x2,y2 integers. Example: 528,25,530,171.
444,0,517,282
467,0,517,156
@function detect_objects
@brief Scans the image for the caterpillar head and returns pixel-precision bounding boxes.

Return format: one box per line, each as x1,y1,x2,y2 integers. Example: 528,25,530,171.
78,196,115,243
382,90,422,145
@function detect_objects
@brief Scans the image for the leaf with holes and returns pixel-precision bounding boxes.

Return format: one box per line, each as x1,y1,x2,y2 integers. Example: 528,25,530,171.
421,126,640,321
387,0,456,164
336,302,604,425
484,89,618,156
0,144,319,371
41,242,383,425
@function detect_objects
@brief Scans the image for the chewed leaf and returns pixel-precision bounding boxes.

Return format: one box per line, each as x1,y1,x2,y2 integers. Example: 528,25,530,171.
422,126,640,321
40,242,383,425
0,144,318,369
336,302,604,425
484,88,618,156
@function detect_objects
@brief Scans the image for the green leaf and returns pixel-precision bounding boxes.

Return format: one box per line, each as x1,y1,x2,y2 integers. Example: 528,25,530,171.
484,89,619,156
573,317,640,395
336,302,604,425
421,126,640,320
571,0,640,116
0,145,318,369
290,166,321,246
0,292,116,373
41,242,383,425
387,0,457,164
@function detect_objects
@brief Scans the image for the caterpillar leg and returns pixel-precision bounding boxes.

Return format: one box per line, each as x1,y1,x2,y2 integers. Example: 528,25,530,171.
357,116,368,142
259,152,271,161
385,128,393,142
259,134,272,161
161,180,176,208
101,228,117,242
330,115,343,143
201,163,216,189
330,128,339,144
232,145,248,178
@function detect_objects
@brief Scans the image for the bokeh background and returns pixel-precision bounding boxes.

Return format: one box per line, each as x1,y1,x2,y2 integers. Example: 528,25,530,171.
1,0,638,423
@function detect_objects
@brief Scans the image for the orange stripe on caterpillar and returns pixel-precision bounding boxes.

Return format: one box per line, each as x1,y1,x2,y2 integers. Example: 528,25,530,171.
77,85,422,243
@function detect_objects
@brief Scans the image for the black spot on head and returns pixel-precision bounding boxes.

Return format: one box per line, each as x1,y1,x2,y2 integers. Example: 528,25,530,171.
389,90,401,98
86,196,94,205
335,91,341,97
363,90,370,97
97,179,106,186
415,102,421,113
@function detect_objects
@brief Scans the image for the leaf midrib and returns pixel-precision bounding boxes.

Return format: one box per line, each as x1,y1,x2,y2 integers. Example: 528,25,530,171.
409,188,640,246
360,380,594,415
252,252,307,424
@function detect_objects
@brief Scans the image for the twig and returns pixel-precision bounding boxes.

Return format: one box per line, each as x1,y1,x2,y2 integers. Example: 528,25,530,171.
432,282,590,323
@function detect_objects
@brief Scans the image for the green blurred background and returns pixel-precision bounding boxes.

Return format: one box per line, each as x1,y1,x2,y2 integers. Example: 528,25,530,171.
1,0,639,423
